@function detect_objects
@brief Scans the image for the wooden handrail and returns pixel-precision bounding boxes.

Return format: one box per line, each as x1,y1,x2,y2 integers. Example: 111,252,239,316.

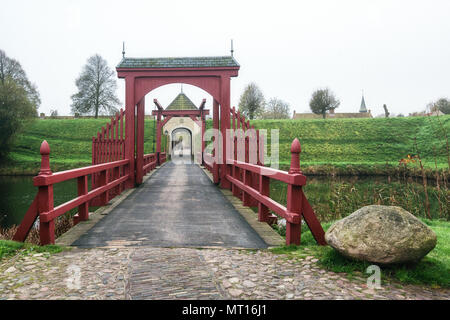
226,159,306,186
33,159,129,186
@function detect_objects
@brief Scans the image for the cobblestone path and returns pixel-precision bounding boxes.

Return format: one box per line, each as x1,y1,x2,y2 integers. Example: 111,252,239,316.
1,247,449,300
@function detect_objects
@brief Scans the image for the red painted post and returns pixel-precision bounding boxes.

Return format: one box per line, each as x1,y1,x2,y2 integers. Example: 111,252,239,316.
220,76,231,189
37,141,55,245
250,125,259,207
106,123,110,163
258,175,270,222
286,138,302,245
212,99,220,183
92,136,96,189
156,112,162,165
99,169,109,205
125,76,136,188
136,99,145,184
114,165,121,195
76,175,89,222
101,126,106,163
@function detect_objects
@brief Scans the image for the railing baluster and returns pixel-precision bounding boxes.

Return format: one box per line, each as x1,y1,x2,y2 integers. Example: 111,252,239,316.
258,175,270,222
75,175,89,224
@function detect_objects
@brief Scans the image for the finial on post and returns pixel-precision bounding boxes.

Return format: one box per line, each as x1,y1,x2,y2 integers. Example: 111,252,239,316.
39,140,52,175
289,138,302,174
231,39,234,57
122,41,125,58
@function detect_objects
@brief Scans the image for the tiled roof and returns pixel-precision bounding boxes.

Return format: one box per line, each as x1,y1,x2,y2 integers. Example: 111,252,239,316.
117,56,239,69
166,93,198,110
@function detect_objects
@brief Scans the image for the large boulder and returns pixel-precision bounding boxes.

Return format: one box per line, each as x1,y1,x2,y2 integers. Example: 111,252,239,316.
325,205,437,264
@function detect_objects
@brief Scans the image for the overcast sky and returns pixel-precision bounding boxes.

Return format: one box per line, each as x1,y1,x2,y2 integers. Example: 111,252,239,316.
1,0,449,117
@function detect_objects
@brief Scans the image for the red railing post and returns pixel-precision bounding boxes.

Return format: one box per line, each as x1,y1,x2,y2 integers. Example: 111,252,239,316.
37,141,55,245
258,175,270,222
99,169,109,205
286,138,302,245
74,175,89,225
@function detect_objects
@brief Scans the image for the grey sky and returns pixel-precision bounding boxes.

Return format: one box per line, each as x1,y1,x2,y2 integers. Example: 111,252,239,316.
1,0,449,117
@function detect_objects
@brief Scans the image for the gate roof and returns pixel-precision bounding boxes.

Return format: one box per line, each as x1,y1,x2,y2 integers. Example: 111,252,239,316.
117,56,239,69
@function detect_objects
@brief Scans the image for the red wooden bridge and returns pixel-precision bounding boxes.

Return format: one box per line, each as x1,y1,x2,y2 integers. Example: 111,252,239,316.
13,55,326,248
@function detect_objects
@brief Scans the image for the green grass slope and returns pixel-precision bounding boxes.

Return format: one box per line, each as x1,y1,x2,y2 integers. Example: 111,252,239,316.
0,118,159,175
249,116,449,169
1,115,449,175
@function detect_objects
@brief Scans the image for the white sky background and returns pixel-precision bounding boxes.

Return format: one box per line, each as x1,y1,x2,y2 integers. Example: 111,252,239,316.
0,0,449,117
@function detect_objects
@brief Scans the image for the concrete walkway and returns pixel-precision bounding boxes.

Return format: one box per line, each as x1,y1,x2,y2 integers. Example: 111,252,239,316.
72,162,267,249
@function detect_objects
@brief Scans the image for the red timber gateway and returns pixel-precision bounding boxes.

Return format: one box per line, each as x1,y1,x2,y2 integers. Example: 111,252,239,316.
116,56,239,187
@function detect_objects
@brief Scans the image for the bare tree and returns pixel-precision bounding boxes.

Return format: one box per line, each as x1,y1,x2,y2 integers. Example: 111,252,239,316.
238,82,265,119
262,97,290,119
309,88,340,119
71,55,120,118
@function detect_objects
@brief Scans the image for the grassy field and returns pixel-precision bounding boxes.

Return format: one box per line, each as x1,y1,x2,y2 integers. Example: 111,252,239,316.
248,115,450,172
0,118,161,175
271,219,450,288
0,115,449,175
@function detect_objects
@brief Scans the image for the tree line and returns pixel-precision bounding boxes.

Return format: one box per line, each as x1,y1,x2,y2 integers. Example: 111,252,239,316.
238,83,450,120
237,84,340,120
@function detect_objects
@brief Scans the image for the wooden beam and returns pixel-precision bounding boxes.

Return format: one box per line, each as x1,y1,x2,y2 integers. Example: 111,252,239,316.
153,99,164,110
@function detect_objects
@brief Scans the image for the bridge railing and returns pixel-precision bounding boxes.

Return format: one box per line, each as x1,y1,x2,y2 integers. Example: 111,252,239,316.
226,138,326,246
202,107,326,246
91,109,126,204
159,151,167,165
143,153,157,174
13,140,131,245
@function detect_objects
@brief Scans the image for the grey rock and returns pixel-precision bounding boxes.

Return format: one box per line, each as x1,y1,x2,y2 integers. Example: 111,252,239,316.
325,205,437,264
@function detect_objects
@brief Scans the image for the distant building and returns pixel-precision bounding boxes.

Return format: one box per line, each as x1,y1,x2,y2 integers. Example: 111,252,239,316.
293,94,373,119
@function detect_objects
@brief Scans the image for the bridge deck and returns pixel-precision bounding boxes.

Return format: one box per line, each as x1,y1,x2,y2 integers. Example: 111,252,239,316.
72,161,268,249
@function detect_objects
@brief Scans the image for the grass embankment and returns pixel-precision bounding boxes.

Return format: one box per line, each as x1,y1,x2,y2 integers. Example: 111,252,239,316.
251,116,449,175
0,240,65,261
1,116,449,175
0,118,161,175
271,219,450,288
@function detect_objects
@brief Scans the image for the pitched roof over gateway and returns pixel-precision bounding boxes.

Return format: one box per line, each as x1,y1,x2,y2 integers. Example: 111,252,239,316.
117,56,239,69
166,93,198,110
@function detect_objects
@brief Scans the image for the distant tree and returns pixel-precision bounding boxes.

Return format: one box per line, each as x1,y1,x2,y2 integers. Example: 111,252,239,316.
383,104,390,118
261,98,290,119
397,113,405,117
428,98,450,114
0,50,41,108
50,109,58,118
71,55,120,118
0,49,39,159
238,83,265,120
309,88,340,119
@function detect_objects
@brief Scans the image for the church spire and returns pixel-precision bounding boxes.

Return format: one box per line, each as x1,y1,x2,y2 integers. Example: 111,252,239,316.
359,94,367,113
